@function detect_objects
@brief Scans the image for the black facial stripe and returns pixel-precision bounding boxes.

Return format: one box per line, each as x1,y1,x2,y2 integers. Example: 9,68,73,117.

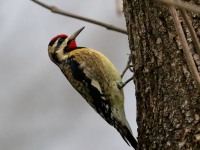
66,56,112,123
52,52,59,63
49,39,56,47
57,37,65,47
49,37,66,48
67,39,72,45
62,40,73,53
54,38,65,51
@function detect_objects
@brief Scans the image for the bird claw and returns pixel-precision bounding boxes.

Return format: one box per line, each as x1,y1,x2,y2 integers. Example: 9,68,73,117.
117,76,134,89
117,82,124,89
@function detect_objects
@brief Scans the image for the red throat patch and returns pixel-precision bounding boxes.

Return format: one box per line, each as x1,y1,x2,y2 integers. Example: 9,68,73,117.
68,40,77,49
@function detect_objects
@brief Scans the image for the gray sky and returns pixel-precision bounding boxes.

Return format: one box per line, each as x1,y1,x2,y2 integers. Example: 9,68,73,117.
0,0,137,150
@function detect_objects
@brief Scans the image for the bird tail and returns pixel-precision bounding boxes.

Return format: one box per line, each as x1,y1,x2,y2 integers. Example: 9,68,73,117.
118,125,138,150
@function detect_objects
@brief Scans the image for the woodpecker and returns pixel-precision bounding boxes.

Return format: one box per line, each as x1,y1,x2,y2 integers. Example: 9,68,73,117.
48,27,138,150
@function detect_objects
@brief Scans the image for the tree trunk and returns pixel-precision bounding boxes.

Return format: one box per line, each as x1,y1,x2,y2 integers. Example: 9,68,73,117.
123,0,200,149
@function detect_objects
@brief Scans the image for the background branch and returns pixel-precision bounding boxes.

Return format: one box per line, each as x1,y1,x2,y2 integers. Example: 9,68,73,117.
31,0,127,35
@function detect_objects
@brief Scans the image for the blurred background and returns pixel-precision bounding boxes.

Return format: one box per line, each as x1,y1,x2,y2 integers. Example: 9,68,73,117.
0,0,137,150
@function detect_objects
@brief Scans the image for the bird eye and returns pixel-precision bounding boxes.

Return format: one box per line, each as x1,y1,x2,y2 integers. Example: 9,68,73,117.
58,38,65,44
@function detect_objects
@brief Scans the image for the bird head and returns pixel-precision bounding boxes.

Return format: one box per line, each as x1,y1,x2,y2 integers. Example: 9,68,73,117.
48,26,85,64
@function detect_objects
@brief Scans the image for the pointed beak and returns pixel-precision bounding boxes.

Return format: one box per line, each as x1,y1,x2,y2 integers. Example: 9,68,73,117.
69,26,85,41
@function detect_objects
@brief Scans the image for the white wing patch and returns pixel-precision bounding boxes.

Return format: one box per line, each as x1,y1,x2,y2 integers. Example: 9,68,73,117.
91,79,107,101
91,79,103,94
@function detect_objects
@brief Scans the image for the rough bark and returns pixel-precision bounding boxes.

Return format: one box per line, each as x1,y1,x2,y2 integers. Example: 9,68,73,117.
123,0,200,149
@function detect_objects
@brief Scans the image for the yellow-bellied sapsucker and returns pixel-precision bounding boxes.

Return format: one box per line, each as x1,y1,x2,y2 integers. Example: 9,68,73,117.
48,27,138,150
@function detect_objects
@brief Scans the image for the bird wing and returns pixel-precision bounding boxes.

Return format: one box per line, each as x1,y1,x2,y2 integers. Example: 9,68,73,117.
60,48,124,123
59,48,138,149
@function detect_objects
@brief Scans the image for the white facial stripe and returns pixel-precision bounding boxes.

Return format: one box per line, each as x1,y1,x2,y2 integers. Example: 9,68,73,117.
55,37,69,52
59,37,70,49
51,35,70,53
54,39,59,47
52,37,70,62
48,39,58,54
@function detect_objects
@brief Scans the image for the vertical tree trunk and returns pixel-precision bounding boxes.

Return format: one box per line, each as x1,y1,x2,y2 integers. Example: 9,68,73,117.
123,0,200,149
